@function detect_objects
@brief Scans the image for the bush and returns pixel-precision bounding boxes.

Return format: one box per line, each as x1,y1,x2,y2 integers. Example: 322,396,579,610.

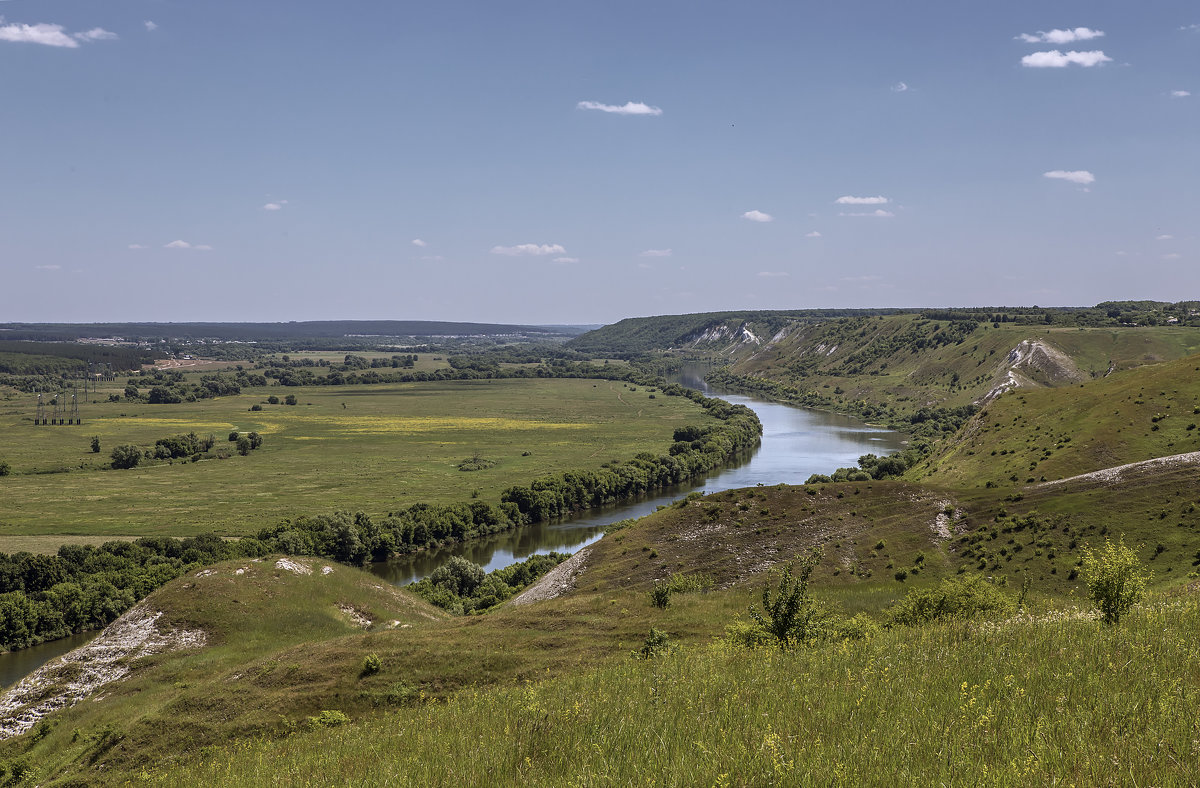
90,436,100,453
307,710,349,728
0,459,9,477
1081,537,1151,624
632,627,672,659
887,574,1014,627
110,445,142,470
361,653,382,676
749,549,823,648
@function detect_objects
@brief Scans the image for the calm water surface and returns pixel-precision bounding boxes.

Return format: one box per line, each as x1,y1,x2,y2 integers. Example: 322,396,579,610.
368,369,905,585
0,631,98,690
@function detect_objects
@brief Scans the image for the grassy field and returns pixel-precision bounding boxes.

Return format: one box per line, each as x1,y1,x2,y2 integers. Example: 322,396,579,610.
0,378,715,542
150,586,1200,787
2,475,1194,784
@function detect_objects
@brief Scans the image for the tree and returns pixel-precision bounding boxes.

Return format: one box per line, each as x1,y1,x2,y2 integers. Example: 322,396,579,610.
428,556,485,597
110,445,142,470
284,394,297,406
0,459,10,477
236,436,251,456
1081,537,1151,624
90,436,101,453
749,548,823,648
247,431,263,450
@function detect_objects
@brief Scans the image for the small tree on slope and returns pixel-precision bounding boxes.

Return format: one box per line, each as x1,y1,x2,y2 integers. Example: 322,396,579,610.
1081,537,1151,625
749,548,823,648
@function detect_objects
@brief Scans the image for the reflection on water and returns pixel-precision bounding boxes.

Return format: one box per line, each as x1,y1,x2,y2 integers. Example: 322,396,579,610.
0,631,98,690
370,366,906,586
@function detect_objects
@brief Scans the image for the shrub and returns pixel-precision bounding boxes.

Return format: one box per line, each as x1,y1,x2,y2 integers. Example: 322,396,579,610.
723,620,774,649
90,436,101,453
0,459,9,477
632,627,672,659
887,574,1014,627
749,549,823,648
307,710,349,728
829,613,881,641
1081,537,1151,624
110,445,142,470
361,653,382,676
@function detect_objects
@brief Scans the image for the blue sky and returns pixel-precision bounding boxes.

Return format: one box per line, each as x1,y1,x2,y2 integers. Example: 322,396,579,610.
1,1,1196,324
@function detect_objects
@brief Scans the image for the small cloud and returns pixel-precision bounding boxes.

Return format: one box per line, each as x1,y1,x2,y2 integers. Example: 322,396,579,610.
839,209,895,217
73,27,117,42
263,203,283,211
1043,169,1095,185
1180,24,1200,32
1156,234,1174,241
0,21,79,47
1021,50,1112,68
411,238,428,247
805,231,822,238
164,240,213,250
891,82,909,92
1171,90,1191,98
552,257,580,264
1164,253,1182,260
127,243,147,250
741,210,773,223
757,271,789,277
835,195,889,205
34,264,61,271
420,255,444,261
576,100,663,116
144,20,158,32
1017,27,1105,44
841,275,883,283
640,249,672,257
490,243,566,256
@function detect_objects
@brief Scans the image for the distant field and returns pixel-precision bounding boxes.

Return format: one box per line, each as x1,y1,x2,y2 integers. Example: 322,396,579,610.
0,378,714,543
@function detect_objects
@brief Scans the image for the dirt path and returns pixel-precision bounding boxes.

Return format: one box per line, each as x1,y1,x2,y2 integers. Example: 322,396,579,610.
1037,451,1200,488
508,547,592,606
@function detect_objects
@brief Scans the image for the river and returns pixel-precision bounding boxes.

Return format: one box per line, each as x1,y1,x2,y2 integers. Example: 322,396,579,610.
0,371,904,687
367,368,906,585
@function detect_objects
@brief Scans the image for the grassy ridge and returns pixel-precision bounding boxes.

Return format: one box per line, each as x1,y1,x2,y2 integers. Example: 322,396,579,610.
148,589,1200,787
915,352,1200,487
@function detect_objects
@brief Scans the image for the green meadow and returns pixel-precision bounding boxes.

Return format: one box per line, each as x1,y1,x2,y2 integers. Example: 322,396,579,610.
0,378,714,542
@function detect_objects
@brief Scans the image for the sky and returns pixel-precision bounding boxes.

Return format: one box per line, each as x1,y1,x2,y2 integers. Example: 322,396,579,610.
1,1,1197,325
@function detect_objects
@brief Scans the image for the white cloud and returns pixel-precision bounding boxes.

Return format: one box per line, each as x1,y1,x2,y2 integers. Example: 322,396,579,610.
1180,24,1200,32
490,243,566,256
73,28,117,42
164,240,213,251
127,243,147,250
144,21,158,32
891,82,909,93
757,271,789,277
263,203,283,211
805,231,822,238
0,21,79,47
841,275,883,283
835,195,889,205
35,264,62,271
1021,50,1111,68
1171,90,1191,98
552,257,580,264
1164,253,1182,260
1017,27,1105,44
640,249,672,257
839,209,895,218
411,238,428,247
1156,234,1174,241
741,210,773,223
1043,169,1095,185
420,255,444,261
576,100,663,116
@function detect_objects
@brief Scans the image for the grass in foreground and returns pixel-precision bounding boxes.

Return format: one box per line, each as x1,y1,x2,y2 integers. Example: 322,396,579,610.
147,587,1200,787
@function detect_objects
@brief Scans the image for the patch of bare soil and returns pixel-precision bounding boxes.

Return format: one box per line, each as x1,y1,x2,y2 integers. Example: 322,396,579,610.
0,607,205,739
509,547,592,606
1037,451,1200,488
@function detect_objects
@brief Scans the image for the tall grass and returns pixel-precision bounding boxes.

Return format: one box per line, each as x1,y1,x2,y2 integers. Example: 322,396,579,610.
148,592,1200,787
